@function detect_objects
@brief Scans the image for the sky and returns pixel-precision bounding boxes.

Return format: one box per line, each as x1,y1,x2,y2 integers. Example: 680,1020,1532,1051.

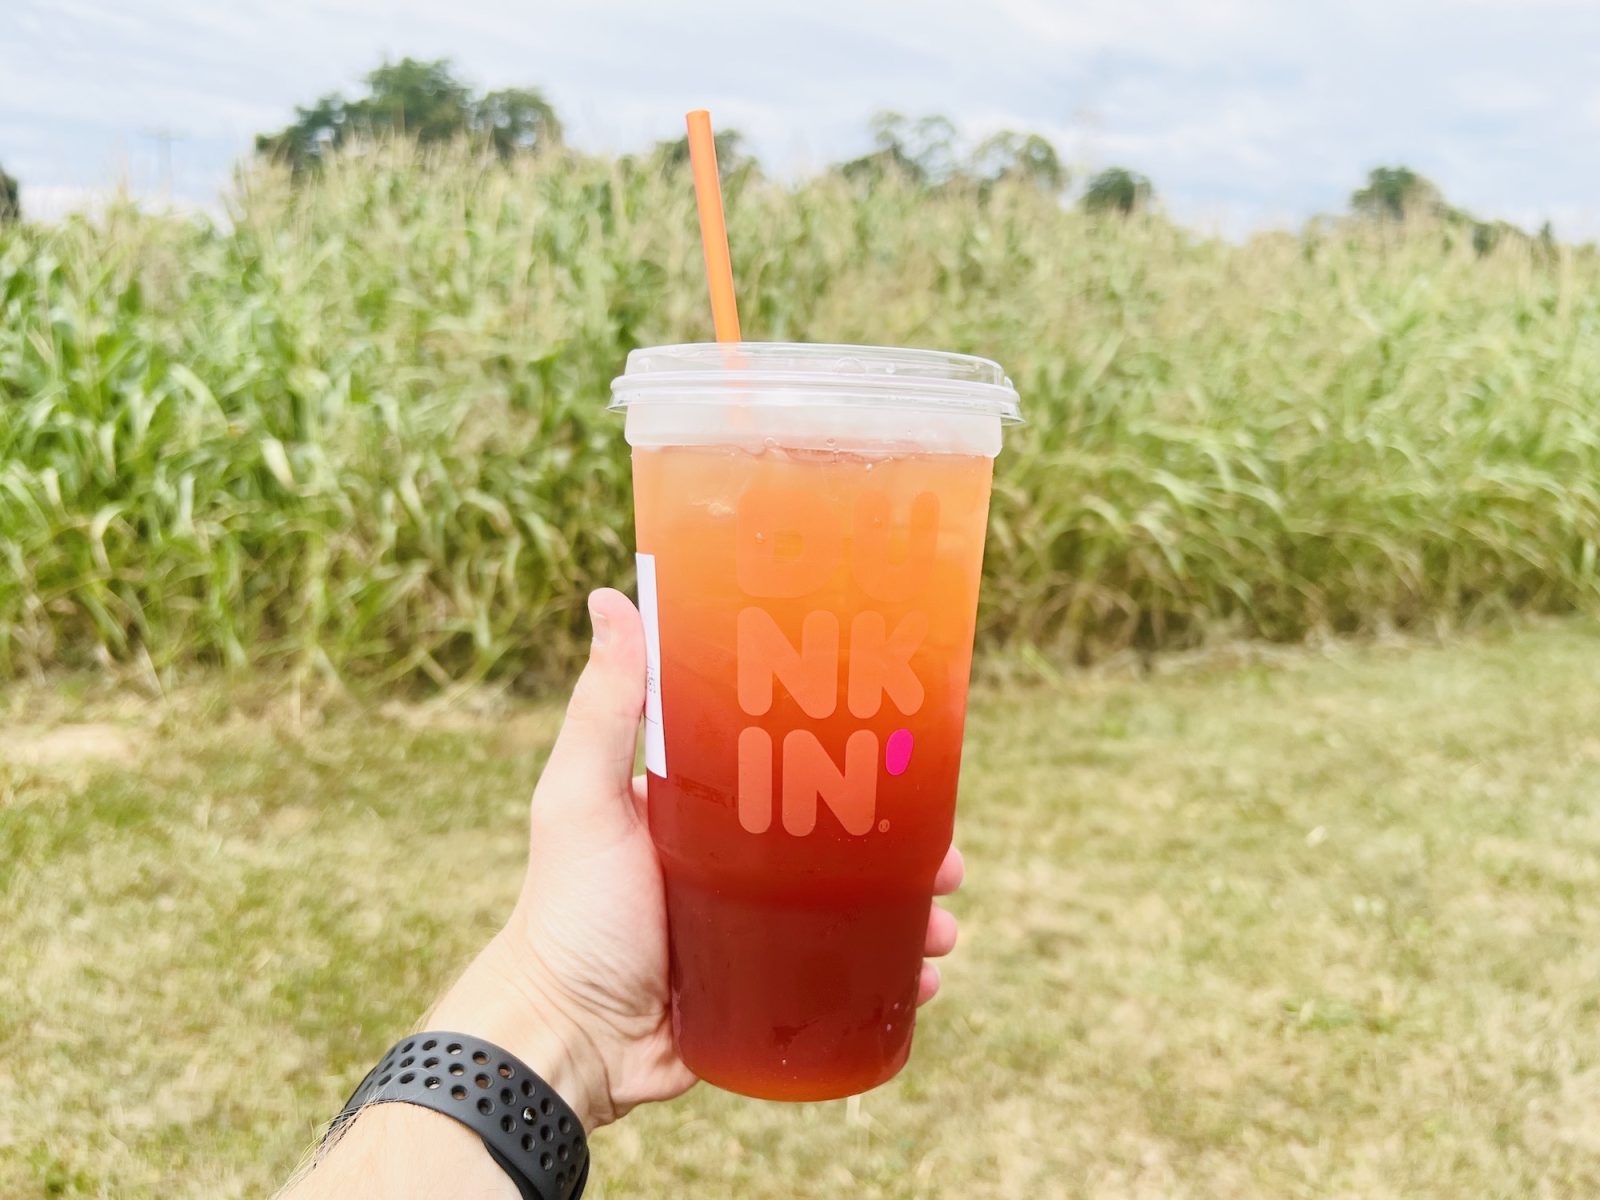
5,0,1600,236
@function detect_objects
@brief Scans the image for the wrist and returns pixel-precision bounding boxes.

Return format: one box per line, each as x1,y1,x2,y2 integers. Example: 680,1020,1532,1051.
427,934,613,1132
289,1103,519,1200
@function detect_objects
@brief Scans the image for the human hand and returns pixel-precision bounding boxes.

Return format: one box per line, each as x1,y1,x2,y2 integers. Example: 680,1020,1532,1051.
431,588,966,1130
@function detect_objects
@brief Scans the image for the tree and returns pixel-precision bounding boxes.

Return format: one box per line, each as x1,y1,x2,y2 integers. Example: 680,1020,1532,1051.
256,93,350,172
256,58,561,173
970,131,1066,193
837,113,1063,194
836,143,924,186
358,57,474,144
0,163,18,223
1350,166,1445,222
474,88,563,158
1347,166,1532,256
837,112,959,186
649,128,758,178
1082,167,1153,215
1467,217,1536,257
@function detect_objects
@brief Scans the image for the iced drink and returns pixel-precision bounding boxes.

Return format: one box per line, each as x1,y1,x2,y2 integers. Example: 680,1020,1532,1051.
612,343,1018,1100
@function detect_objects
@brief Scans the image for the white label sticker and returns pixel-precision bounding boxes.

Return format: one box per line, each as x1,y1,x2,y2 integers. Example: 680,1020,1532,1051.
636,553,667,776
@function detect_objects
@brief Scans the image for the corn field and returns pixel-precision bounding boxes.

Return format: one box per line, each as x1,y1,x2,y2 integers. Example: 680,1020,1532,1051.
3,142,1599,686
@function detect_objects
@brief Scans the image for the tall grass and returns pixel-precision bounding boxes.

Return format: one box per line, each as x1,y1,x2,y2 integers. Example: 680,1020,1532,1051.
3,142,1599,685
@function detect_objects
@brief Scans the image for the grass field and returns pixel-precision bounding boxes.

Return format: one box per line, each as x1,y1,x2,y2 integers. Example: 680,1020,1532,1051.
4,623,1599,1198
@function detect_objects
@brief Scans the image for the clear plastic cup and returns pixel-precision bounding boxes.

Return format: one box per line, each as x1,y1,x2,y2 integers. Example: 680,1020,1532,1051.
611,342,1020,1100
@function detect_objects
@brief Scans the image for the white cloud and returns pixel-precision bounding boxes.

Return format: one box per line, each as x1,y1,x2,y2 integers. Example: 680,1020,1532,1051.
16,184,112,222
4,0,1600,238
1448,72,1554,118
17,183,218,224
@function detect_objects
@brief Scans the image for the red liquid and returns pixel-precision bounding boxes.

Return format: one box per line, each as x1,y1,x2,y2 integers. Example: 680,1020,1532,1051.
632,444,993,1100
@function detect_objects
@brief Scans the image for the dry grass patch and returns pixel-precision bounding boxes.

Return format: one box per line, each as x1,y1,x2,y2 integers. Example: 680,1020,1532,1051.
3,624,1600,1197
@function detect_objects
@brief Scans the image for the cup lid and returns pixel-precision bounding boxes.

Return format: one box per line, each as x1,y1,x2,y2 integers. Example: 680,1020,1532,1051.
610,342,1022,423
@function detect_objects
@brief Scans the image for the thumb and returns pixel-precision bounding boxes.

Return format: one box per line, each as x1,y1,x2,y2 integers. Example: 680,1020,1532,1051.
535,588,647,817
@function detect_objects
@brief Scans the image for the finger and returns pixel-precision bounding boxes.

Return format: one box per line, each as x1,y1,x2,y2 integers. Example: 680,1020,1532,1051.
630,773,649,823
916,962,941,1007
933,845,965,896
924,904,958,957
536,589,647,815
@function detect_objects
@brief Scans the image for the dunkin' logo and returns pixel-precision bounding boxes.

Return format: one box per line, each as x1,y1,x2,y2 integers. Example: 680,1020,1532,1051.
734,485,937,836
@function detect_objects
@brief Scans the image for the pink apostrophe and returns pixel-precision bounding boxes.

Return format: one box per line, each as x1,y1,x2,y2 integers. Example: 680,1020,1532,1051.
885,728,914,776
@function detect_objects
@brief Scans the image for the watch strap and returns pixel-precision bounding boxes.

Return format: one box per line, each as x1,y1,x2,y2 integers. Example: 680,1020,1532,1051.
328,1030,589,1199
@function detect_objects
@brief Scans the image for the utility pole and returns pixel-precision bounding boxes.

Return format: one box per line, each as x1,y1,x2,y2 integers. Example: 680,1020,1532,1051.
141,127,183,197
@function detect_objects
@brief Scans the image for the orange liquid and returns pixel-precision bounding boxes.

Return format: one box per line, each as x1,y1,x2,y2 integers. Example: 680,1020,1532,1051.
632,443,993,1100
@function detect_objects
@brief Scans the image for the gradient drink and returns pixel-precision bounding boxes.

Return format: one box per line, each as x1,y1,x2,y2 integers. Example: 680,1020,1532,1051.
612,344,1019,1100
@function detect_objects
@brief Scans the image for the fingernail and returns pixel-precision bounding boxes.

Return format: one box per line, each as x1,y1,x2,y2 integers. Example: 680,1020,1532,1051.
589,598,610,649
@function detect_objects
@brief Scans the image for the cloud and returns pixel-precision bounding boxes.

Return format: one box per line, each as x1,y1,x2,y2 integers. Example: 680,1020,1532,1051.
16,184,111,222
4,0,1600,238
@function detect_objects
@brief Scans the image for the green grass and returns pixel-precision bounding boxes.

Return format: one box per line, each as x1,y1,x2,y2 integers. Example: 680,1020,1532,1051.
4,143,1600,685
5,624,1600,1197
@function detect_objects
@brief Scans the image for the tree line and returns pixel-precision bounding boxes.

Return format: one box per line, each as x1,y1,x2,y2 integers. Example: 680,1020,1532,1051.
233,60,1563,241
252,57,563,171
233,59,1164,216
244,59,1156,214
0,57,1557,239
246,58,1546,242
1348,165,1557,255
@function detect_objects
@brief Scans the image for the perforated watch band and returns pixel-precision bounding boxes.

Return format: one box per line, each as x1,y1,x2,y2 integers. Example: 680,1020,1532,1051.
326,1031,589,1200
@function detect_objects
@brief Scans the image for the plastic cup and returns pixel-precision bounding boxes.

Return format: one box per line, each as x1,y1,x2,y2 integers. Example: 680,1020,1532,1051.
610,343,1021,1100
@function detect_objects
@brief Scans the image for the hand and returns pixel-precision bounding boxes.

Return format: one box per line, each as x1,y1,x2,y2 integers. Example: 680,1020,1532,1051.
431,588,966,1130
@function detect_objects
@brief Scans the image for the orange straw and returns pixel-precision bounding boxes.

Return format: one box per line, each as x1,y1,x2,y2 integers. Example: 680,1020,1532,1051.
685,110,742,343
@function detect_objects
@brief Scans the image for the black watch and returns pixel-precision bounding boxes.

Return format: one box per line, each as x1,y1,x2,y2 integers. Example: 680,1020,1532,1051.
325,1031,590,1199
